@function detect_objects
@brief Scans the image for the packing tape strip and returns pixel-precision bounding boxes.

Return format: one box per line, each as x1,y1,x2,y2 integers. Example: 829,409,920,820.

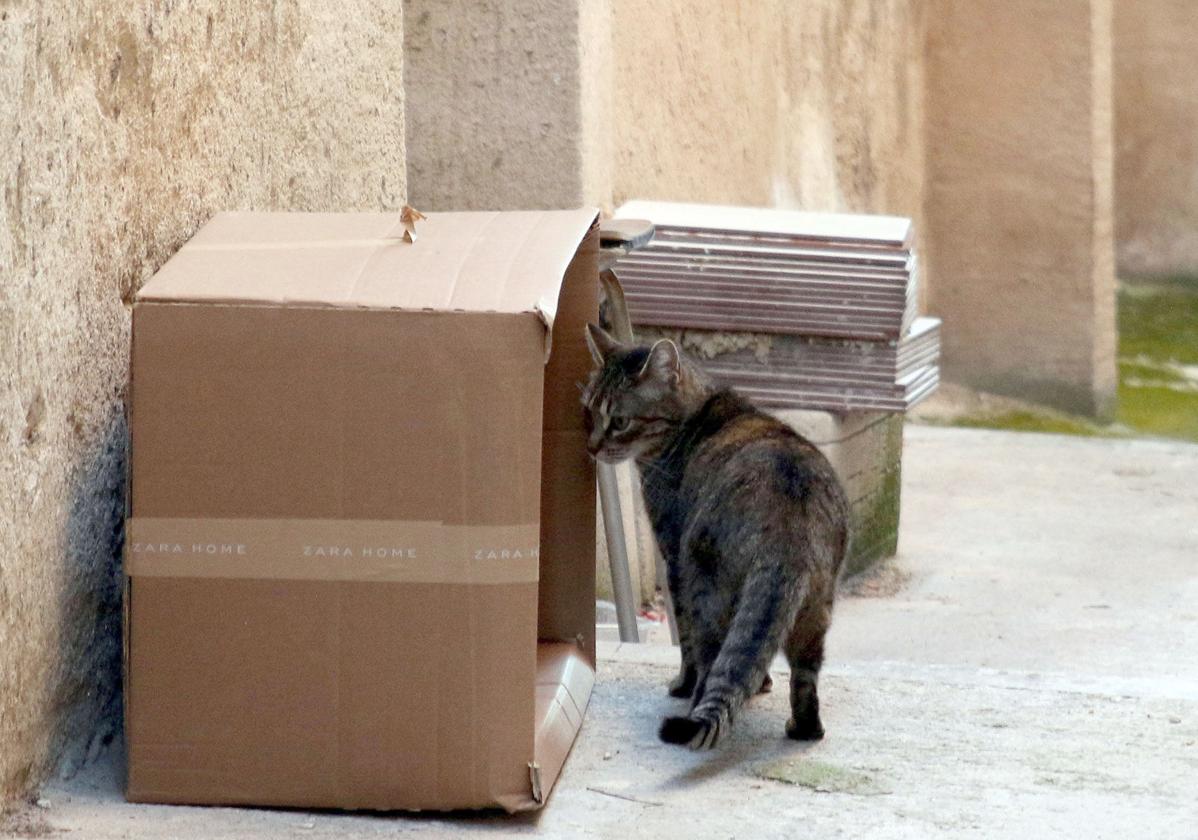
125,518,541,584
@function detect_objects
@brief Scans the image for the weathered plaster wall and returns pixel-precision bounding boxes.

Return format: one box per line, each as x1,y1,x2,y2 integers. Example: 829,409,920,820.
609,0,926,238
1114,0,1198,277
925,0,1116,417
404,0,924,224
1,1,405,807
403,0,613,211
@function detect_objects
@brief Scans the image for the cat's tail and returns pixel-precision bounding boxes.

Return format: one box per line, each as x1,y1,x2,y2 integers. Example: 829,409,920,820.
659,567,806,750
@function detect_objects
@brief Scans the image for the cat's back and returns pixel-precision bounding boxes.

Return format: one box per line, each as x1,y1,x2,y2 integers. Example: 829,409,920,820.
684,391,849,525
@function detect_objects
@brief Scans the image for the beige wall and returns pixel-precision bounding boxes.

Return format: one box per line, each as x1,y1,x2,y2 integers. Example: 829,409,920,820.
403,0,925,225
1,1,405,806
1114,0,1198,277
924,0,1116,417
403,0,614,211
610,0,925,229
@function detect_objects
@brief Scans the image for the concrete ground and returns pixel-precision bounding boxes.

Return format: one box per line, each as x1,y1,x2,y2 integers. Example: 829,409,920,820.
5,426,1197,838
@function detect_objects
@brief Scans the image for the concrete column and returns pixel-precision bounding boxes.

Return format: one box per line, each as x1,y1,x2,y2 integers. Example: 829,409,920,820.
403,0,613,211
925,0,1116,417
1114,0,1198,277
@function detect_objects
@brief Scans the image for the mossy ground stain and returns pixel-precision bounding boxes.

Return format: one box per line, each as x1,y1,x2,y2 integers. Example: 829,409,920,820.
756,758,889,795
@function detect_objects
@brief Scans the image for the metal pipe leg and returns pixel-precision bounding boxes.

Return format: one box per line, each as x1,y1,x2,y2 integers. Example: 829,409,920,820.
661,572,680,647
641,505,680,646
597,462,639,643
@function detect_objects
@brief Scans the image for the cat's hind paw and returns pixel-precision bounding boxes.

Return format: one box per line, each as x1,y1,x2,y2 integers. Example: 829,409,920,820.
785,714,825,742
659,715,721,750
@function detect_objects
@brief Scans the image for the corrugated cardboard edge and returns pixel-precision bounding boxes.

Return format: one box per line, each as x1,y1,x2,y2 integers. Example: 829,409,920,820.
534,294,558,361
121,308,138,798
495,642,595,813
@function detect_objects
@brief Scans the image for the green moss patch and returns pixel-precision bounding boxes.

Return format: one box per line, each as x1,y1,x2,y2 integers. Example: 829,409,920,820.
1117,281,1198,443
948,410,1122,438
913,281,1198,443
756,758,888,795
1117,381,1198,441
1118,357,1189,385
844,416,903,576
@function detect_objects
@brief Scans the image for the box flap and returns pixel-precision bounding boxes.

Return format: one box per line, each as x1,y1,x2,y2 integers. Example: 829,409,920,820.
494,642,593,813
138,209,599,331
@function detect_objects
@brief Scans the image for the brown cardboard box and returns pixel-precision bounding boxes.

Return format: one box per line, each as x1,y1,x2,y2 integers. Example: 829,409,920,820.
124,209,600,812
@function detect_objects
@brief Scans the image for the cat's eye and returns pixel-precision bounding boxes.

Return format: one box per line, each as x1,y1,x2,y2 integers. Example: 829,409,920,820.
609,416,631,433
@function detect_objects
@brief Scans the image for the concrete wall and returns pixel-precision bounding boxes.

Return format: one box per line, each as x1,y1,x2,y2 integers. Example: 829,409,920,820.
404,0,925,224
1,1,405,807
610,0,925,230
925,0,1116,417
403,0,613,211
1114,0,1198,277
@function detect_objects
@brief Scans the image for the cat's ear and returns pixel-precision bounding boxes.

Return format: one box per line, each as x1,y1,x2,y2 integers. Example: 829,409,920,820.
586,322,621,365
640,339,680,387
599,269,635,343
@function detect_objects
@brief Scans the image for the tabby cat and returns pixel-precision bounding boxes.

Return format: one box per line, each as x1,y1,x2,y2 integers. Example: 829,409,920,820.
583,284,849,749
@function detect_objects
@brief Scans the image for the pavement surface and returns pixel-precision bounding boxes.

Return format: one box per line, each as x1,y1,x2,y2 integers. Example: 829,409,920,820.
5,426,1197,839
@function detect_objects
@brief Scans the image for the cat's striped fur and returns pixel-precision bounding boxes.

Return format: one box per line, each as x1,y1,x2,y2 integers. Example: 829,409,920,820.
583,289,849,749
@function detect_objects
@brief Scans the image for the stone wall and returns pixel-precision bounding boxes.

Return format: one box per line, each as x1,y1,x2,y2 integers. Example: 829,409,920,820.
1114,0,1198,278
610,0,926,232
1,1,406,807
403,0,613,211
924,0,1116,417
404,0,926,224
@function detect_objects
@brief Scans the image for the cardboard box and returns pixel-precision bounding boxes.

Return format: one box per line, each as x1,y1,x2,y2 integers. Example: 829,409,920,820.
124,209,600,812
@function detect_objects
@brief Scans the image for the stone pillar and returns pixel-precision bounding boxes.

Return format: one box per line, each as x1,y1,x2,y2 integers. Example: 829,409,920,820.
925,0,1116,417
405,0,629,606
1,1,405,807
403,0,613,211
1114,0,1198,277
